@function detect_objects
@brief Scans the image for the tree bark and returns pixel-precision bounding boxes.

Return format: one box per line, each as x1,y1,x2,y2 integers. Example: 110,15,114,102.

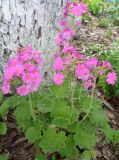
0,0,67,86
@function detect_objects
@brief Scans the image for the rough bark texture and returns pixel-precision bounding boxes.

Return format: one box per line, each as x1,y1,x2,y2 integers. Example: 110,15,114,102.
0,0,67,87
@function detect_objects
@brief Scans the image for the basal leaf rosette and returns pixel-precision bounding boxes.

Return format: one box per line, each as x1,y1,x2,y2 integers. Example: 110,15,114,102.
2,46,43,96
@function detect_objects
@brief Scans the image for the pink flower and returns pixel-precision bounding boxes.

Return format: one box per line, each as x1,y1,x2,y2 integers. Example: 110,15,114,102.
75,64,90,81
72,51,84,59
34,56,43,66
60,19,67,27
4,68,15,81
98,61,112,76
22,73,34,83
54,53,60,59
62,41,69,47
24,62,35,72
14,65,24,77
29,84,39,92
72,3,87,17
53,57,64,71
84,80,92,89
32,67,40,75
56,32,63,45
63,55,73,66
73,2,78,6
80,3,88,12
62,28,75,40
17,85,29,96
106,72,117,85
63,2,71,18
2,81,11,94
7,58,19,68
18,52,32,62
63,45,75,54
32,74,42,84
82,73,90,81
5,58,24,80
18,46,33,62
28,82,41,93
102,61,112,70
53,73,64,85
32,50,40,58
86,57,98,69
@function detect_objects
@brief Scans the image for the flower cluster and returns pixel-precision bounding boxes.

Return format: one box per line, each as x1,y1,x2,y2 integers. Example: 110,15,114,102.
75,58,117,88
2,46,43,96
53,2,88,85
53,1,117,87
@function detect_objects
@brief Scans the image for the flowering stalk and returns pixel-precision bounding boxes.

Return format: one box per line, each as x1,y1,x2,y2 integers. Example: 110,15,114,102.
69,78,76,123
79,77,96,124
28,93,36,120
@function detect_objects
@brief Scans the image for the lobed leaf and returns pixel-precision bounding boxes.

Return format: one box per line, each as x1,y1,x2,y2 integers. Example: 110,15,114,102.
39,128,66,152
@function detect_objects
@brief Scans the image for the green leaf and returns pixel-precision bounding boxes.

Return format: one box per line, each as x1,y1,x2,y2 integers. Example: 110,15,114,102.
79,96,92,112
74,126,98,149
38,94,54,113
0,94,21,116
33,119,42,128
51,99,79,128
39,128,66,152
69,108,79,123
67,123,78,133
25,127,41,142
79,120,97,134
103,124,115,141
82,149,96,160
82,150,91,160
51,99,70,118
14,102,31,121
16,118,33,131
60,135,79,159
79,95,101,114
38,113,52,128
89,106,109,127
50,80,69,98
0,122,7,135
52,117,68,128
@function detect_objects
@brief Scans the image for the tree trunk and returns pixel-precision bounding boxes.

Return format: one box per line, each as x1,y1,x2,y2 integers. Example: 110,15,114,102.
0,0,67,87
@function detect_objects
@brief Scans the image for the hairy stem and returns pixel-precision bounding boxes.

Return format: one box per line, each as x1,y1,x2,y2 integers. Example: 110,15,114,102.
79,78,96,124
28,93,36,120
69,79,76,123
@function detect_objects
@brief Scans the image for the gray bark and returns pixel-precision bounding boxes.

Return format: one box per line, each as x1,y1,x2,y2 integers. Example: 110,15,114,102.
0,0,67,86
